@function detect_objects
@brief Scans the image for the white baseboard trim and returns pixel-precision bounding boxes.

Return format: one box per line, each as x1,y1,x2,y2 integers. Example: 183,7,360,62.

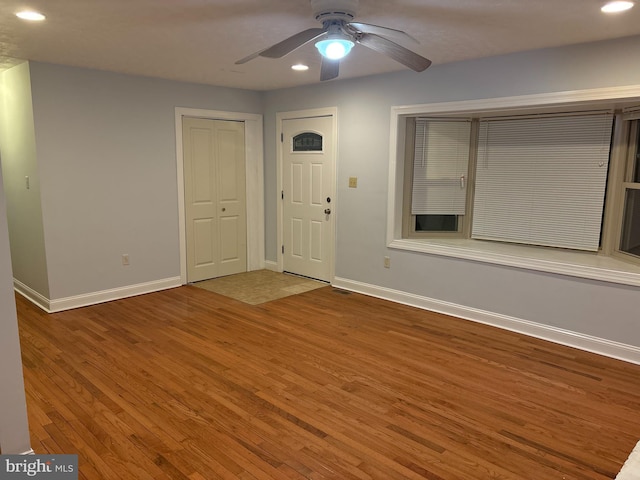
332,277,640,366
264,260,280,272
15,277,182,313
13,279,52,312
1,448,36,455
49,277,182,313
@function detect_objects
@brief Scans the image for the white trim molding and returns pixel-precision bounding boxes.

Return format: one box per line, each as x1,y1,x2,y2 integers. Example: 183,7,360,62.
389,238,640,287
13,279,51,312
276,107,338,281
175,108,265,285
16,277,182,313
264,260,280,272
387,84,640,287
332,277,640,366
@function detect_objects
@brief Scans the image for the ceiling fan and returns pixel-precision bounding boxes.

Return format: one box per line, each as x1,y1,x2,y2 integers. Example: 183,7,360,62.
235,0,432,81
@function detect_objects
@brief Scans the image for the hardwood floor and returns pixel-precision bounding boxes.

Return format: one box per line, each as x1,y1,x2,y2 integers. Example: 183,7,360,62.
16,286,640,480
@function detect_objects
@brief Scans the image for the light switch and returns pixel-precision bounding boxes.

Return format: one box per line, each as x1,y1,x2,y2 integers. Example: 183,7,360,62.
348,176,358,188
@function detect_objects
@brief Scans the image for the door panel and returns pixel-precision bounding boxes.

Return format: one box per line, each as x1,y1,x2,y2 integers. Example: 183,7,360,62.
216,121,247,277
183,117,247,282
311,164,323,205
192,129,214,203
310,221,323,261
220,216,240,260
290,163,302,203
291,218,303,258
193,219,215,266
282,115,335,282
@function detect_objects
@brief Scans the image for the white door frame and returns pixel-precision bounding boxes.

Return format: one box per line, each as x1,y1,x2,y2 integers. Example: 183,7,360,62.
277,107,338,281
175,107,264,284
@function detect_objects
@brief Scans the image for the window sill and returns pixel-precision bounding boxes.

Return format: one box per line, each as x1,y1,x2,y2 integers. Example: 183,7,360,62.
389,238,640,287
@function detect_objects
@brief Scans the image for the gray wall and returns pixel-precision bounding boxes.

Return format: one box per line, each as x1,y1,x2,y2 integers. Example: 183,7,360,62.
3,37,640,349
0,164,31,454
28,62,263,299
263,35,640,347
2,30,638,460
0,63,49,298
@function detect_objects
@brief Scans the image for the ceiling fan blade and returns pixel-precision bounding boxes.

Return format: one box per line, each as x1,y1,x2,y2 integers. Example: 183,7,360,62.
320,58,340,81
348,22,418,44
235,50,263,65
357,33,432,72
260,28,326,59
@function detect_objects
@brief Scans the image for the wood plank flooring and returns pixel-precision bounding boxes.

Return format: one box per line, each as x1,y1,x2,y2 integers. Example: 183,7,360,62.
16,285,640,479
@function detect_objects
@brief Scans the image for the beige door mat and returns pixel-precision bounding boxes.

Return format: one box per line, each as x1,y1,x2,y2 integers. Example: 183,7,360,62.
191,269,327,305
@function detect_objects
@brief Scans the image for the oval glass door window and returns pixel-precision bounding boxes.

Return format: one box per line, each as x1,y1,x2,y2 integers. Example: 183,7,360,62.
293,132,323,151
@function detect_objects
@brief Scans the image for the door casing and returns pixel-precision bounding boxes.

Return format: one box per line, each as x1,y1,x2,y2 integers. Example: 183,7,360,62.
175,108,264,285
183,117,247,282
277,107,338,282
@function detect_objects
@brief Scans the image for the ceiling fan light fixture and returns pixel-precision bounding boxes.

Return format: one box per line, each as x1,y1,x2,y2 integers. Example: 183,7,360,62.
601,1,634,12
315,37,354,60
236,0,431,81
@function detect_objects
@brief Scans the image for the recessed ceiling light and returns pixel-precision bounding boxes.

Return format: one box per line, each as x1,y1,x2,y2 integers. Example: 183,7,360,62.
291,64,309,71
601,1,634,12
15,10,46,21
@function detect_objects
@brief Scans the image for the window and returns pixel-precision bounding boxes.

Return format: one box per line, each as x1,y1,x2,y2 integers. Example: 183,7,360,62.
619,117,640,258
389,88,640,286
472,112,612,251
405,111,615,251
404,118,472,236
293,132,323,152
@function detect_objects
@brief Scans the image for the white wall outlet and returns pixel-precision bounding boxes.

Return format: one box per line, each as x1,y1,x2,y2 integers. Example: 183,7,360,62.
122,254,130,266
384,256,391,268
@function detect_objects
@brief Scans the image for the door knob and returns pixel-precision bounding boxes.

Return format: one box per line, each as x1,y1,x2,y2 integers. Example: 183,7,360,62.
324,208,331,214
222,207,226,212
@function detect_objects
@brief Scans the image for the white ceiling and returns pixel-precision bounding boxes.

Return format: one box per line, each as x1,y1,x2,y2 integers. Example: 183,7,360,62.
1,0,640,91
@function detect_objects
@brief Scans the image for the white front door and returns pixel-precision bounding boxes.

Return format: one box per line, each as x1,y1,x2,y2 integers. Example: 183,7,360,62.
183,117,247,282
282,115,335,282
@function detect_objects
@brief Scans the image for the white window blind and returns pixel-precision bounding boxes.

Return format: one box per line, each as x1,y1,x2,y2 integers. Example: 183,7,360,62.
472,112,613,251
411,119,471,215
